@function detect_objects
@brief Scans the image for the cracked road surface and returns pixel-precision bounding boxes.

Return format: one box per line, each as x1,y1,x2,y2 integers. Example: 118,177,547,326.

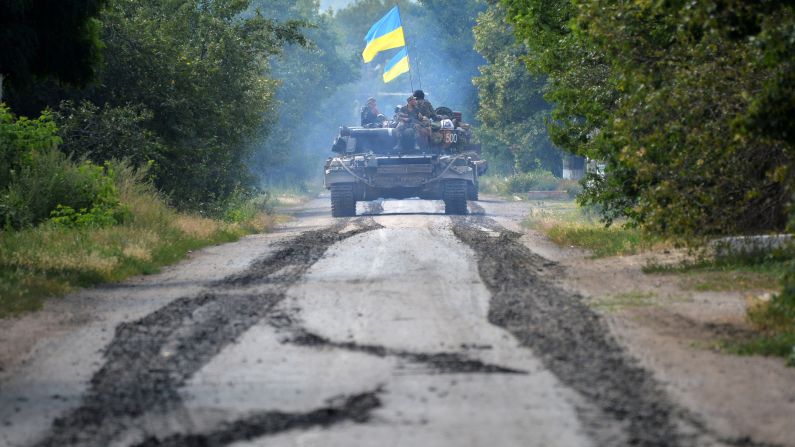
0,197,727,446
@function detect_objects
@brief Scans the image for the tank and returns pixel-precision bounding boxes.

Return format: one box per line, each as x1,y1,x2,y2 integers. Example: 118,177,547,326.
324,107,488,217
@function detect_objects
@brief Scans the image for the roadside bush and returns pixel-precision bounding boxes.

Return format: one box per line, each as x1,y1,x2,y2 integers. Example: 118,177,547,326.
0,104,61,191
49,202,128,228
2,152,124,229
505,170,559,193
0,106,124,229
767,271,795,326
479,171,570,196
770,204,795,364
742,218,795,365
54,100,164,169
220,188,272,224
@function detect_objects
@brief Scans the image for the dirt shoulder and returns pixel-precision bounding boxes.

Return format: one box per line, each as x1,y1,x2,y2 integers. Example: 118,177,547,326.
519,227,795,446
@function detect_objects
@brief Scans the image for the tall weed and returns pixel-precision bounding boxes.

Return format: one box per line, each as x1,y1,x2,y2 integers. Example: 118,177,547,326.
0,160,278,318
506,170,560,192
480,171,573,196
743,204,795,364
1,149,123,228
1,105,123,229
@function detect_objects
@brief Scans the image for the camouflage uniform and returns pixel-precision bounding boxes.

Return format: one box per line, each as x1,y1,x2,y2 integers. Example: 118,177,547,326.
398,104,423,125
416,99,436,120
397,104,429,150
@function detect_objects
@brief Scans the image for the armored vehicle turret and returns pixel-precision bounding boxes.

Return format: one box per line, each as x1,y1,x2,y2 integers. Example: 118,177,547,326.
324,107,487,217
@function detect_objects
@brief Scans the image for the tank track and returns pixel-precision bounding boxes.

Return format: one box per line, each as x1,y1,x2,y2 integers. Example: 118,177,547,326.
331,183,356,217
468,181,479,201
443,179,468,215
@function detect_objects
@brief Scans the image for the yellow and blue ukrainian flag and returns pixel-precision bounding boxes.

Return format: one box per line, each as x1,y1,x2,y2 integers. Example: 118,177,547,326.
383,47,409,83
362,6,405,63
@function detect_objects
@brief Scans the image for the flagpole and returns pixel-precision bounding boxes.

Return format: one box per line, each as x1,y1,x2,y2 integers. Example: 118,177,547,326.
396,4,414,92
414,42,423,90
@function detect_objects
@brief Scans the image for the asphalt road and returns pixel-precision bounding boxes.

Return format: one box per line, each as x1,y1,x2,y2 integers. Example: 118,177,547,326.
0,196,730,447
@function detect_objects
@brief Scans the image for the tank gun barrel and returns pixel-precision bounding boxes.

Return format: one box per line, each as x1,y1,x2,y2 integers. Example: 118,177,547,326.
340,126,397,138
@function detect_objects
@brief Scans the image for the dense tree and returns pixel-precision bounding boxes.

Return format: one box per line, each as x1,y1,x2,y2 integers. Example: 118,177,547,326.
0,0,106,100
249,0,357,186
94,0,308,209
5,0,308,211
415,0,486,121
473,3,560,175
502,0,795,239
501,0,614,159
54,100,164,170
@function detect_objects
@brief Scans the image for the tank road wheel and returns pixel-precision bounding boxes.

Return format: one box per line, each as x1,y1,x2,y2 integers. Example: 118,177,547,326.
443,179,468,215
468,180,479,201
330,183,356,217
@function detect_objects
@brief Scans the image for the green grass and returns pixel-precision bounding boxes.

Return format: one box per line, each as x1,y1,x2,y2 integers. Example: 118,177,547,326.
523,195,795,364
646,254,794,364
592,291,656,312
522,201,663,257
0,164,277,319
478,173,581,198
0,214,274,319
684,268,782,292
723,333,795,366
644,257,788,292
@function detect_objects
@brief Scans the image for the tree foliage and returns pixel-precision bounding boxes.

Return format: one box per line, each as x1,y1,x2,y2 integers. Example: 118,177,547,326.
0,0,106,90
502,0,795,239
249,0,357,187
473,3,560,175
54,101,163,171
415,0,486,120
5,0,308,211
0,105,123,229
94,0,307,209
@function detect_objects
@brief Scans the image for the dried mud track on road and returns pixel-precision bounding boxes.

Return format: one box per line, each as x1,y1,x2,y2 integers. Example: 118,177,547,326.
133,392,381,447
35,218,383,447
284,325,525,374
453,216,707,447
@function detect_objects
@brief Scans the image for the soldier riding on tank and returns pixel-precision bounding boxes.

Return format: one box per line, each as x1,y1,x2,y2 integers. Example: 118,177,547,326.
325,92,488,217
413,89,436,121
361,97,387,128
396,95,430,151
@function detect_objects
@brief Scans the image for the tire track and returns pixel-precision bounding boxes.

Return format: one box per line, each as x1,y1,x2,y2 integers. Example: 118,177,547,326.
282,326,525,374
35,218,383,447
452,216,703,447
133,391,381,447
